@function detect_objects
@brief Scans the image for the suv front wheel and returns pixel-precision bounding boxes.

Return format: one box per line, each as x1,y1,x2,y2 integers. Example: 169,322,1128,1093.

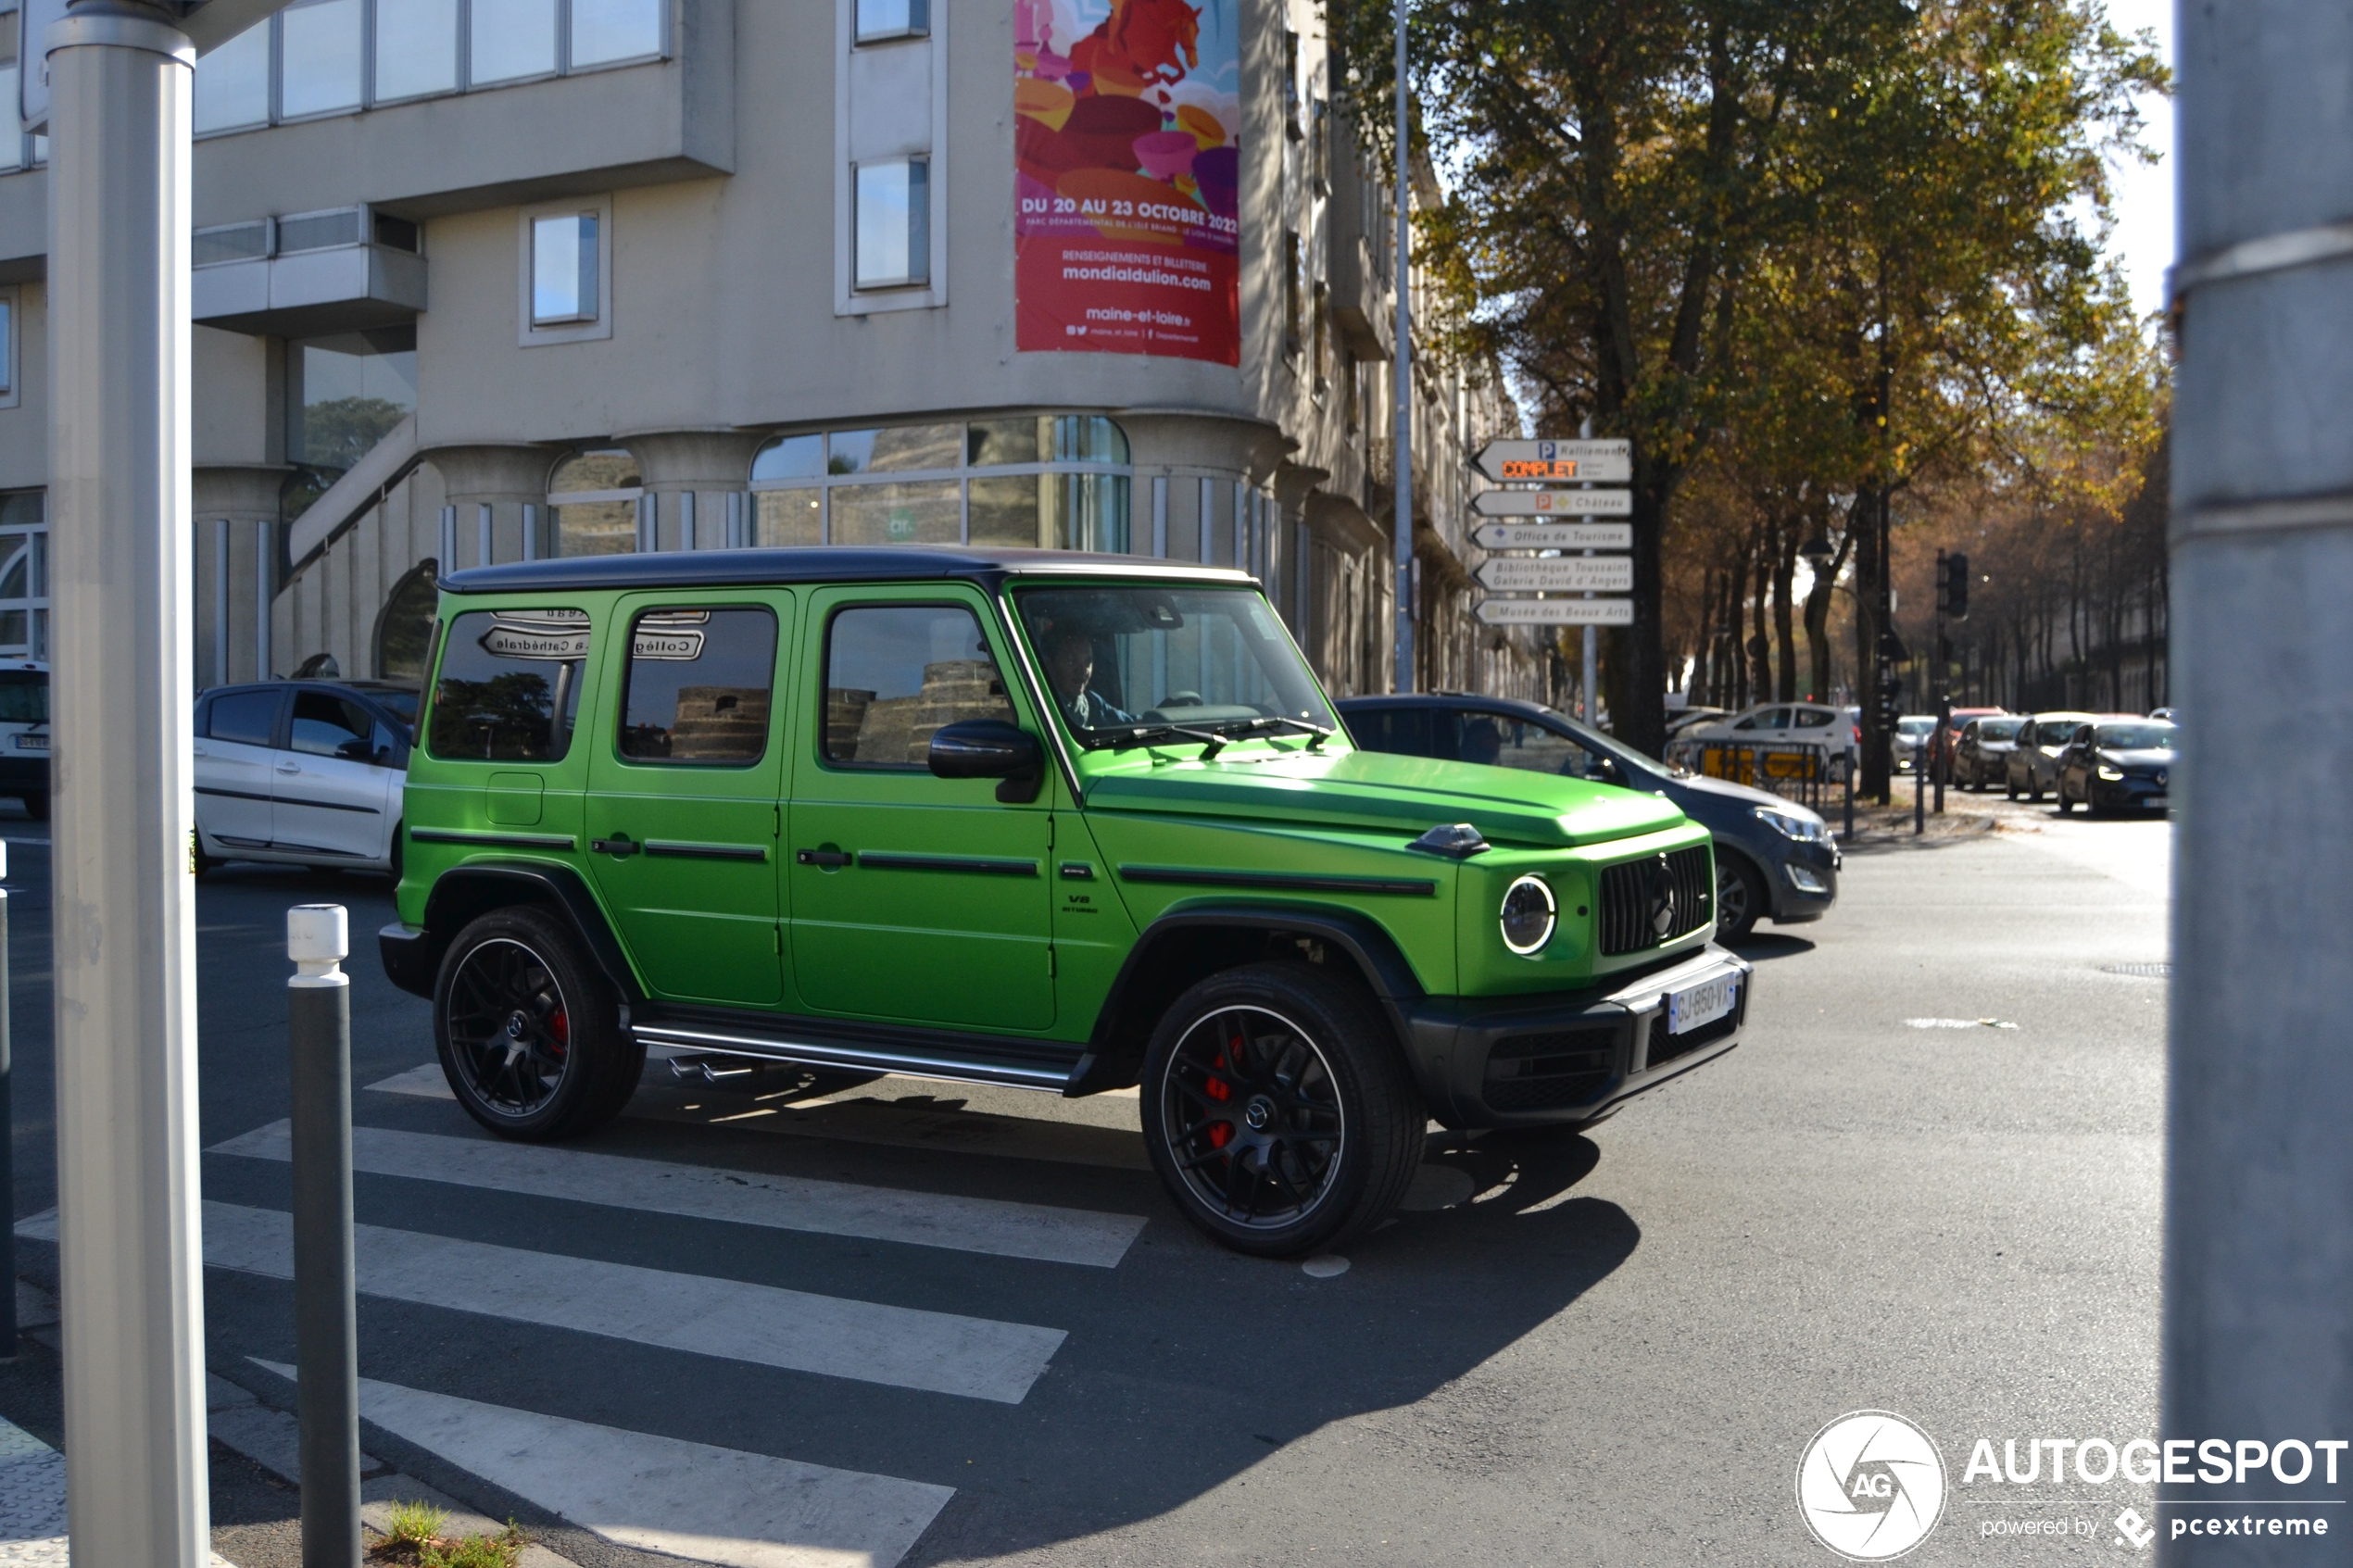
433,907,642,1140
1141,961,1424,1258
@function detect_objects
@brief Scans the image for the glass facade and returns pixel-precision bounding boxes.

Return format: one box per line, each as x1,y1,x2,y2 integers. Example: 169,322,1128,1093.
548,448,643,558
751,417,1131,553
0,492,48,662
192,0,665,137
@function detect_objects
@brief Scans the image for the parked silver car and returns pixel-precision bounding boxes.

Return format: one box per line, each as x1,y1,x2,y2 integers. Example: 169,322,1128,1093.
1956,715,2028,790
2004,710,2096,800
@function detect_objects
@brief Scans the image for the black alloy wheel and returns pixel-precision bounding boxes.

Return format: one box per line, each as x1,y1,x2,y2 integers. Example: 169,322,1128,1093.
434,906,640,1140
1716,853,1765,941
1142,961,1423,1257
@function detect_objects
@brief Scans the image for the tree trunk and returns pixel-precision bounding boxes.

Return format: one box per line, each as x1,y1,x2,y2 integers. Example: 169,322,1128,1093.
1804,528,1854,703
1855,484,1891,801
1772,519,1799,702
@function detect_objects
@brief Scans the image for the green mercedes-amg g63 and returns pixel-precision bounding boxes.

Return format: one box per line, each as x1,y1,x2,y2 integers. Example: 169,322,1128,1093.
381,547,1750,1255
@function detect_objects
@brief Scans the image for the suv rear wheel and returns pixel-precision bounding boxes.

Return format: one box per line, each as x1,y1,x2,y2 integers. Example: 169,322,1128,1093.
434,907,641,1140
1141,961,1423,1258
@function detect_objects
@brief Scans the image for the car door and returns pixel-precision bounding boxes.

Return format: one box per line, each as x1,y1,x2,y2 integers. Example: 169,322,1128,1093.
195,686,285,850
272,689,399,862
583,595,790,1008
1452,708,1608,782
786,588,1053,1032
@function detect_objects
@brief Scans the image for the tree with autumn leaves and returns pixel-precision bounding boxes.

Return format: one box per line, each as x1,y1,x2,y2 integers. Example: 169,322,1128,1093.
1330,0,2165,786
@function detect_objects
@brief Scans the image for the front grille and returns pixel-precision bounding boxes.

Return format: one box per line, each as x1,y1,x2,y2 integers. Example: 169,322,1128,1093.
1645,1009,1739,1070
1597,845,1715,955
1481,1024,1619,1112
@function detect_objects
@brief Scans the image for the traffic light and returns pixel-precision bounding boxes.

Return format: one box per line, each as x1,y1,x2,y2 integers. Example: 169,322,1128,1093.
1944,552,1969,620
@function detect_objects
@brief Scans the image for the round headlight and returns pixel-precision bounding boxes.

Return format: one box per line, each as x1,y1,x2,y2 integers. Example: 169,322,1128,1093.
1499,875,1557,956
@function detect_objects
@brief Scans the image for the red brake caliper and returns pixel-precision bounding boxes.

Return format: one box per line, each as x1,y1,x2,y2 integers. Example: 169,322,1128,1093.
546,1006,570,1057
1204,1044,1233,1147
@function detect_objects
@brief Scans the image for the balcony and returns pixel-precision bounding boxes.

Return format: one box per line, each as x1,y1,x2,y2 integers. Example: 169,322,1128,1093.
193,207,427,337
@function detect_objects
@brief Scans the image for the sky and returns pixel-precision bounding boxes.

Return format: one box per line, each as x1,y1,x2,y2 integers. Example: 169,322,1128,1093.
2101,0,2174,319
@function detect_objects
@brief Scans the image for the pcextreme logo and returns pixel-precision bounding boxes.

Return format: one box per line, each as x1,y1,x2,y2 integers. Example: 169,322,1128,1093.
1797,1411,1949,1562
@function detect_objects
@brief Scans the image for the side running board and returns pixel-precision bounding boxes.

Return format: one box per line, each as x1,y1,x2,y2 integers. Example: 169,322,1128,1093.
630,1010,1078,1094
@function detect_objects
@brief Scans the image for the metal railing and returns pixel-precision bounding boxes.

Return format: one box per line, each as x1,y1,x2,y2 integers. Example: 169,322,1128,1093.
1665,738,1850,813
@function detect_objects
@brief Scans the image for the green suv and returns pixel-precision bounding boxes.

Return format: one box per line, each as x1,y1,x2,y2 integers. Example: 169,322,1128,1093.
381,547,1750,1255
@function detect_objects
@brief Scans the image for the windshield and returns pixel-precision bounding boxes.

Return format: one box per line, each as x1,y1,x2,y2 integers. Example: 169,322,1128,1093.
1895,718,1936,736
1013,585,1336,747
0,671,44,725
1536,708,1680,781
2095,722,2176,750
1975,719,2024,741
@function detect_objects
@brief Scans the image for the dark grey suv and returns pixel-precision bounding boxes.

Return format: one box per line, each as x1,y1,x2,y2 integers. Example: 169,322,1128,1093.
1337,693,1840,940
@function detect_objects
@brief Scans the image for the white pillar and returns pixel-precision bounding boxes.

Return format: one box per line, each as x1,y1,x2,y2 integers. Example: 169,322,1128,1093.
44,6,212,1564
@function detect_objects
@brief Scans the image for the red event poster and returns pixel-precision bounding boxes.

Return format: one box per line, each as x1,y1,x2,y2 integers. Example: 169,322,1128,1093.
1014,0,1241,366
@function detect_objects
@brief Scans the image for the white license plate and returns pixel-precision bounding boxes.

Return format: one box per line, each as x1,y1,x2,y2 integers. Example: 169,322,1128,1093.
11,734,44,751
1667,973,1739,1035
2145,796,2166,809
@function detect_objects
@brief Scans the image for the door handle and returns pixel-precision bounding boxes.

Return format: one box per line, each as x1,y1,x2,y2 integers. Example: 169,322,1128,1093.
275,763,302,775
591,834,642,858
795,848,851,868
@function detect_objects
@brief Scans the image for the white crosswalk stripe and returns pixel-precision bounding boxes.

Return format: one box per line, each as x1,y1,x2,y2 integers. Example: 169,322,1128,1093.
254,1361,951,1568
17,1203,1064,1404
208,1121,1144,1267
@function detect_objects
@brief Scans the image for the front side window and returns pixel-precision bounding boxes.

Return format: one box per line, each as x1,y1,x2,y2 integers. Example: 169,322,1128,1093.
1013,586,1335,746
1458,714,1596,777
532,213,599,325
855,159,929,290
823,605,1013,767
619,608,778,765
291,691,378,759
427,608,591,762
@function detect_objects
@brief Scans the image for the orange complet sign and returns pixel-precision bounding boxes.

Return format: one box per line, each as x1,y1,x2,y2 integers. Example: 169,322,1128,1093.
1014,0,1241,365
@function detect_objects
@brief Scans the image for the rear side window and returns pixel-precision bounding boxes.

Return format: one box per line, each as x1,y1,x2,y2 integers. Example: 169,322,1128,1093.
0,671,45,725
823,604,1013,767
619,607,779,765
206,689,281,747
428,608,592,762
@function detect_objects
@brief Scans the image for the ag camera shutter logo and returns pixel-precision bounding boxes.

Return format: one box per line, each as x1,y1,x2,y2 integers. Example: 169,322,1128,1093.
1797,1411,1947,1561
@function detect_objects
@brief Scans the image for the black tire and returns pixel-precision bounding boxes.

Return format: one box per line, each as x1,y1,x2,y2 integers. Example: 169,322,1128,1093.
2005,775,2019,801
433,906,641,1140
20,794,46,822
2057,780,2074,813
1141,961,1423,1258
1715,852,1766,942
193,831,220,880
2029,777,2045,803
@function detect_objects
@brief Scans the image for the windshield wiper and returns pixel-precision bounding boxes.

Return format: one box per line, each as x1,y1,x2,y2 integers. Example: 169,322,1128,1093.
1214,715,1334,750
1106,723,1229,759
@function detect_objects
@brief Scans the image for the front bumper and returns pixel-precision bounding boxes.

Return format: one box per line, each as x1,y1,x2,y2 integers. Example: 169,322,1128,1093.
1769,837,1840,922
2089,775,2169,810
1399,945,1753,1129
379,922,437,997
0,754,48,795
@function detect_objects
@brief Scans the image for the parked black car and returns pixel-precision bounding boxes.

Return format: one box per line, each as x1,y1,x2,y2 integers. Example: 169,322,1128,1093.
2055,719,2176,813
1336,693,1840,940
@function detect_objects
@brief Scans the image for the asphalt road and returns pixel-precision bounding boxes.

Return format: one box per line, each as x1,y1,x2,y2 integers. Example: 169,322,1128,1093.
0,790,2174,1567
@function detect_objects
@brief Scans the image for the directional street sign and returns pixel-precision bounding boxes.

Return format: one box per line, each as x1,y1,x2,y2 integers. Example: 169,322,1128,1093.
1476,558,1635,594
1471,439,1632,485
1471,521,1633,552
1474,597,1637,628
1469,488,1631,519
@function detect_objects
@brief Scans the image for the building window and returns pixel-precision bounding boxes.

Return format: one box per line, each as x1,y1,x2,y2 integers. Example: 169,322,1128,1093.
1284,31,1302,139
0,292,14,402
283,327,417,520
280,0,365,119
1284,230,1303,356
532,213,599,325
751,416,1130,553
854,160,929,291
1312,282,1329,401
373,0,459,101
854,0,927,44
547,448,642,558
191,0,668,137
0,491,49,662
373,559,439,683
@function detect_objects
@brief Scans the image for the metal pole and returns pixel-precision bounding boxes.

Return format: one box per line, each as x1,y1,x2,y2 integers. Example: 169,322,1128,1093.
288,904,359,1568
1390,0,1413,694
0,841,15,1362
1843,745,1854,841
1913,743,1924,835
1579,417,1597,728
44,6,212,1564
2167,6,2353,1555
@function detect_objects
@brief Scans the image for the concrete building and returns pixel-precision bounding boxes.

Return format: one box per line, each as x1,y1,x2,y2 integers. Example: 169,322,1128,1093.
0,0,1551,700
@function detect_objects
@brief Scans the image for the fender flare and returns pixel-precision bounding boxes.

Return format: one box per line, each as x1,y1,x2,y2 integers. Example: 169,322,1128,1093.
384,861,644,1003
1066,901,1427,1097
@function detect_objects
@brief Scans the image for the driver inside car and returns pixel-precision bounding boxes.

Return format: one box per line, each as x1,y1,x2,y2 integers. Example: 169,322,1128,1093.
1040,624,1137,731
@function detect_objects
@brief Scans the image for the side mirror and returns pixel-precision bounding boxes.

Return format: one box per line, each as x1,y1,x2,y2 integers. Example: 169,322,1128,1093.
928,719,1045,804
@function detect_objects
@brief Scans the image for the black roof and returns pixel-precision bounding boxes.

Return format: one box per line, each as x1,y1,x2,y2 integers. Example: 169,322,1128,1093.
441,546,1257,596
1334,692,1558,718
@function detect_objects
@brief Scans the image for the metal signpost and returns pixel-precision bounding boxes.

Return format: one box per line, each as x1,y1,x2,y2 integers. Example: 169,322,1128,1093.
1469,437,1634,721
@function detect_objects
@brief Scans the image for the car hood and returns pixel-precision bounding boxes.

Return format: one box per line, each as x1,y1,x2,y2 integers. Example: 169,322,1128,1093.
1666,769,1795,813
1079,747,1686,848
2100,748,2175,767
